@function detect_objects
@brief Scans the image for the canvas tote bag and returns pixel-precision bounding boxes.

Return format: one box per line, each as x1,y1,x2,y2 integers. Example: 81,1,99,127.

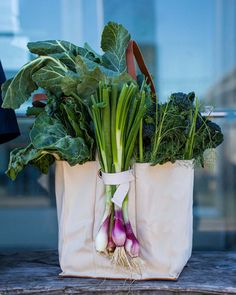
55,41,194,280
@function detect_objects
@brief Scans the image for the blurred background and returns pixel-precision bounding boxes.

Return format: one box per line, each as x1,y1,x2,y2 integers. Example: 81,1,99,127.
0,0,235,251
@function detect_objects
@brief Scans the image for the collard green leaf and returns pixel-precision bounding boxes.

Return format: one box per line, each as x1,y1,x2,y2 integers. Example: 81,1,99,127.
27,40,83,55
43,94,94,158
6,144,55,180
44,93,62,116
101,22,130,73
1,57,49,109
30,112,91,165
77,67,105,97
84,42,102,63
1,78,13,102
31,153,55,174
49,52,77,71
32,60,71,96
79,56,118,77
75,55,106,97
28,40,101,65
60,75,80,96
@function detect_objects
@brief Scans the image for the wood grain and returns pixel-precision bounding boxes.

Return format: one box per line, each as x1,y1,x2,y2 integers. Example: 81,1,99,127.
0,251,235,294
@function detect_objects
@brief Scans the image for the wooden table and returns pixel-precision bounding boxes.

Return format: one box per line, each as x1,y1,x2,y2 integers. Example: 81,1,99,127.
0,251,235,294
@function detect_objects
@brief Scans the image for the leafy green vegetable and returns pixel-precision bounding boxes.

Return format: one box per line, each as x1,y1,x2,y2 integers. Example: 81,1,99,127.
31,60,70,97
140,92,224,166
1,22,133,110
1,57,48,109
30,112,91,165
28,40,102,65
101,22,130,73
77,56,118,77
84,42,102,63
75,56,106,98
2,21,224,182
26,106,44,117
27,40,81,55
60,97,94,156
6,144,55,180
1,55,74,109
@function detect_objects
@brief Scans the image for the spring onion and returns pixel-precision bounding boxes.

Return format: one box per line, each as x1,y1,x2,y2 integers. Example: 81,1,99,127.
90,81,146,267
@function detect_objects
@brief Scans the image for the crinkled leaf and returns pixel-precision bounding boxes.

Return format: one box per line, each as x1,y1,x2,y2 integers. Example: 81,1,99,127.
101,22,130,73
77,67,105,97
75,56,106,97
60,98,94,156
44,93,62,116
43,94,94,158
6,144,55,180
30,112,91,165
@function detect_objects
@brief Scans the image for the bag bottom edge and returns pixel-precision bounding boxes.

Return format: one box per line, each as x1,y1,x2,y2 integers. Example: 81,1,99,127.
59,273,179,281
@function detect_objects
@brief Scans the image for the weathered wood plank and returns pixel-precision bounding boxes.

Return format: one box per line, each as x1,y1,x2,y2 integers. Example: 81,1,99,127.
0,251,235,294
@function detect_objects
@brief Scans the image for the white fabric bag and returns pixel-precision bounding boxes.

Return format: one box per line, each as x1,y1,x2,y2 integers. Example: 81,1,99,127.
55,160,194,280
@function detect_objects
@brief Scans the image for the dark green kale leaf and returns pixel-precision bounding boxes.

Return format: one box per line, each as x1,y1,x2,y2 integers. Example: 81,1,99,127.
143,91,224,166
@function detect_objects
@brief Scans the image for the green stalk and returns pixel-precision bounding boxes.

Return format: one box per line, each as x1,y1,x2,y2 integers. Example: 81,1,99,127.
91,94,107,171
111,84,118,172
119,84,137,131
116,85,129,129
125,92,146,156
114,84,130,172
151,101,169,162
119,85,137,168
122,196,129,223
94,83,114,253
125,91,146,169
125,106,146,169
188,97,199,159
139,119,143,162
91,108,102,153
102,85,112,172
184,97,199,159
127,97,138,134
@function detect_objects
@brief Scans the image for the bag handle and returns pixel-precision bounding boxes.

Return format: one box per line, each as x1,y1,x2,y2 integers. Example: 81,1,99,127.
126,40,156,98
32,93,47,107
